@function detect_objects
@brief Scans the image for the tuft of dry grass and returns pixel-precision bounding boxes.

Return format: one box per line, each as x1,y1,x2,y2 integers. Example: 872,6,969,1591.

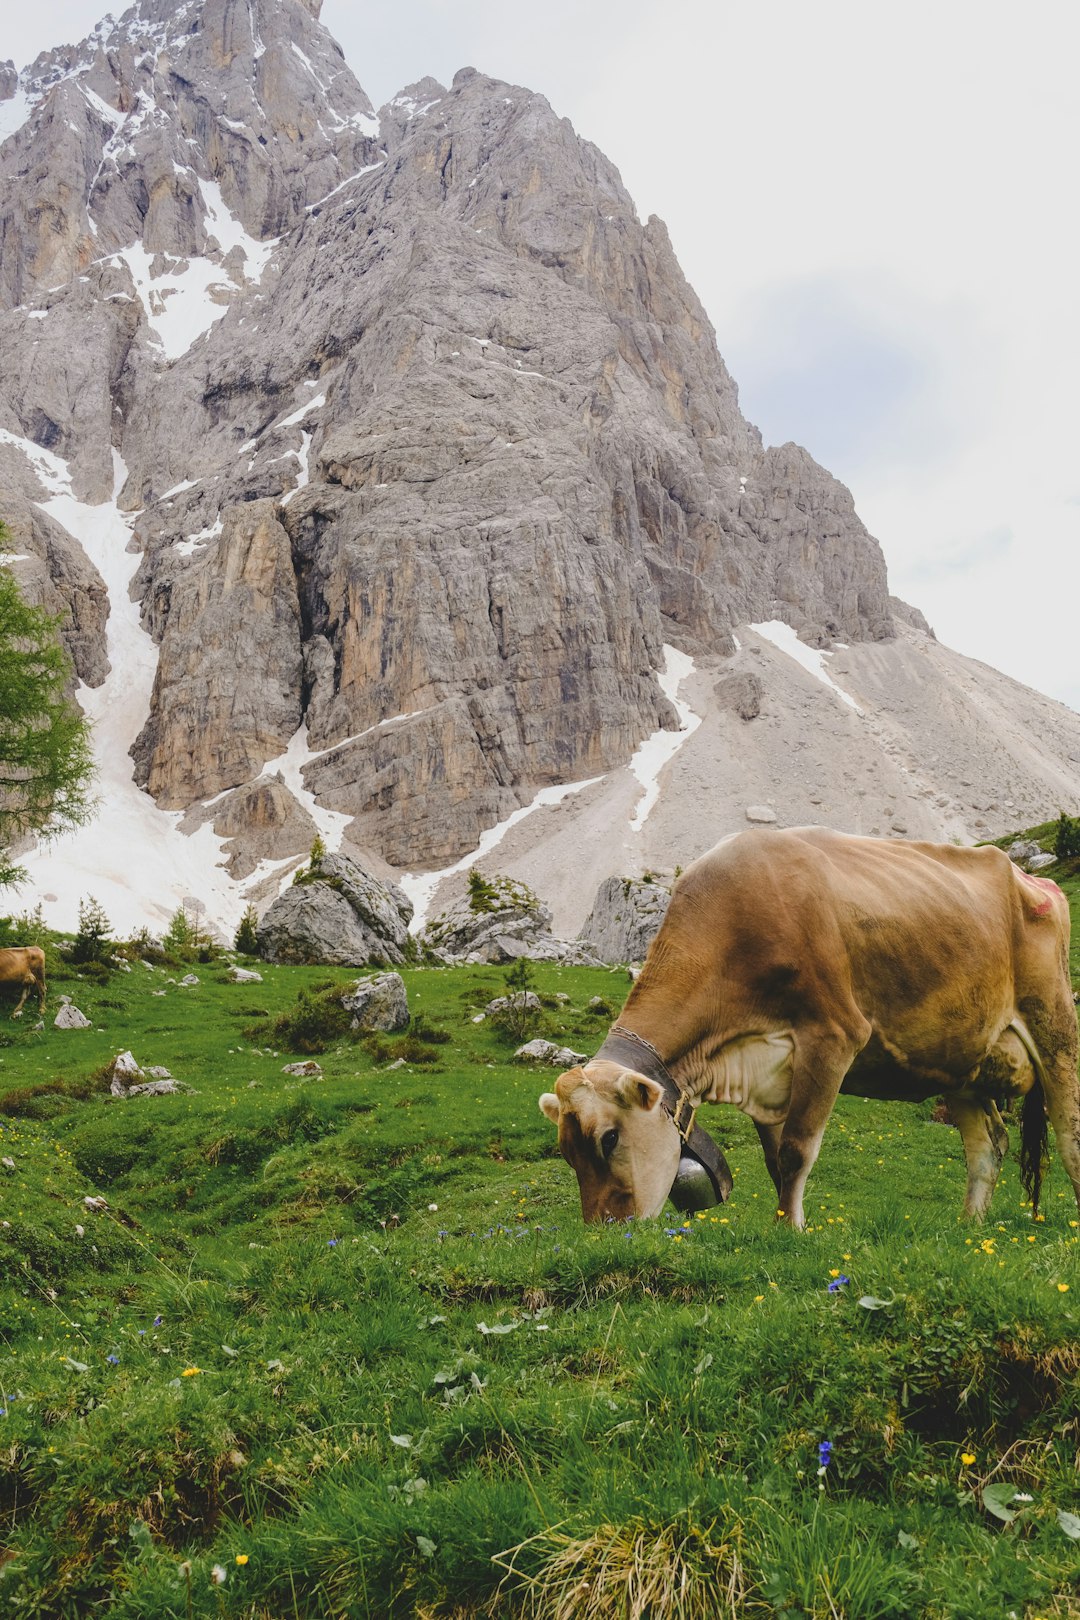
494,1514,757,1620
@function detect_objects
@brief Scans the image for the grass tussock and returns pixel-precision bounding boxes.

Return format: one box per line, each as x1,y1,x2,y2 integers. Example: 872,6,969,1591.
496,1514,754,1620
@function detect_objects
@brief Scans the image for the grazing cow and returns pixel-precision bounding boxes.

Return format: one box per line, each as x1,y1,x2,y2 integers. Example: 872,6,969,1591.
0,946,47,1019
540,828,1080,1226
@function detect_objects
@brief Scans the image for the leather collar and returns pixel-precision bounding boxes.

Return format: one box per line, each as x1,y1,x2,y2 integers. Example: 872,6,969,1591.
592,1024,733,1204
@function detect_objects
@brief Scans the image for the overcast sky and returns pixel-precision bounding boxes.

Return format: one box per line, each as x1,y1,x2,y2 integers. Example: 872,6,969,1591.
8,0,1080,707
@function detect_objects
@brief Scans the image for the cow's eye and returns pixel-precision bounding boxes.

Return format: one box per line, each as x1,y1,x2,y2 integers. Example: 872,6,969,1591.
600,1128,619,1158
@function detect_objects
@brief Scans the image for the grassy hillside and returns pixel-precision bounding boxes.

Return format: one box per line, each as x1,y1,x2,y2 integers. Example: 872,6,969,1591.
1,881,1079,1618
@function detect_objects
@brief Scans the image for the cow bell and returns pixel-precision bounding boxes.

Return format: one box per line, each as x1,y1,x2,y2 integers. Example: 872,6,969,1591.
669,1152,721,1212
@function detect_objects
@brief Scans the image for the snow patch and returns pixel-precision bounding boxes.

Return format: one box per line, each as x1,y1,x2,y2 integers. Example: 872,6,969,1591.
277,392,325,428
256,725,353,852
198,178,276,278
112,241,233,361
400,776,604,934
16,448,250,937
750,621,863,713
0,90,35,145
628,645,702,832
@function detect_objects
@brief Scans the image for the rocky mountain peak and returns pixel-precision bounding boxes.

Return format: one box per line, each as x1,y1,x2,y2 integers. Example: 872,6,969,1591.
6,1,1079,943
0,0,378,309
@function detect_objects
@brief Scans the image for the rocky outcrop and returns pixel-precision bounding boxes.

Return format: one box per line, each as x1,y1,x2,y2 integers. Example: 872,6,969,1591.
577,876,671,964
181,775,316,879
131,500,303,804
715,670,763,721
256,852,413,965
422,879,600,965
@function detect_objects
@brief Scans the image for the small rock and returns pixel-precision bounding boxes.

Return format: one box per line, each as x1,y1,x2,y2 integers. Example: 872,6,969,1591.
1006,840,1042,863
83,1196,108,1211
54,1004,91,1029
1028,851,1057,870
485,991,541,1016
227,966,263,983
745,805,778,824
514,1039,588,1066
282,1061,322,1077
1,1156,15,1171
179,974,199,987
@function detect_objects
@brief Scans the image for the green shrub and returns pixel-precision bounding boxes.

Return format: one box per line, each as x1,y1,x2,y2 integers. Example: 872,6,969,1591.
1054,811,1080,859
263,987,352,1053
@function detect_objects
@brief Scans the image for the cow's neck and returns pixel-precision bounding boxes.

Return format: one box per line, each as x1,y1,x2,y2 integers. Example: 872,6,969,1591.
616,969,714,1099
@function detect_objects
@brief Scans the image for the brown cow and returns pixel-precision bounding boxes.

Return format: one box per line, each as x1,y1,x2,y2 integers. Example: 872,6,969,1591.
0,947,47,1019
540,828,1080,1226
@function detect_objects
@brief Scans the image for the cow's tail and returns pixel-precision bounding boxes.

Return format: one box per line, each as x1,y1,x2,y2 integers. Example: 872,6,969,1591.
1010,1018,1050,1215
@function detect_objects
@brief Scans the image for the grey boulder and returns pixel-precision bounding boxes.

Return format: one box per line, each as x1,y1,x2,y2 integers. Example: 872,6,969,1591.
577,876,671,965
341,971,410,1033
257,853,413,966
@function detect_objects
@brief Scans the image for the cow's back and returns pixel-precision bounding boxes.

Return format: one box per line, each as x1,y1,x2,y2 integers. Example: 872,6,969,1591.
627,829,1066,1081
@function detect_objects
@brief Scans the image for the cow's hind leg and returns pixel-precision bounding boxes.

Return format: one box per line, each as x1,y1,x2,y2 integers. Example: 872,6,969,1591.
946,1095,1008,1221
776,1021,870,1228
11,978,31,1019
1026,996,1080,1215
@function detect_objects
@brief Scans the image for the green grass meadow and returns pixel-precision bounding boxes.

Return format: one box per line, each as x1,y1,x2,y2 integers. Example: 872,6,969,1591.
1,884,1079,1617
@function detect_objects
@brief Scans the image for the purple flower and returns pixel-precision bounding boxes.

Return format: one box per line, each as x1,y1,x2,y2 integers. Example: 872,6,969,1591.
106,1354,119,1365
826,1275,850,1293
818,1440,832,1469
327,1239,338,1247
153,1315,163,1327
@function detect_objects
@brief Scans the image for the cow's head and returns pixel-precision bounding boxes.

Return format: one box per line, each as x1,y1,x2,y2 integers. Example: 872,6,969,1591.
538,1060,682,1222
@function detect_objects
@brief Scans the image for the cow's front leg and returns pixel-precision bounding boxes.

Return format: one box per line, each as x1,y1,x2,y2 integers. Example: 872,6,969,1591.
946,1095,1008,1221
754,1120,783,1198
776,1023,868,1228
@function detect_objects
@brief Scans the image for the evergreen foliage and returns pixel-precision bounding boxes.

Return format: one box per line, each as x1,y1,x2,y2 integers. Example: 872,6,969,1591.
71,895,112,964
0,545,95,887
1054,811,1080,859
234,904,260,955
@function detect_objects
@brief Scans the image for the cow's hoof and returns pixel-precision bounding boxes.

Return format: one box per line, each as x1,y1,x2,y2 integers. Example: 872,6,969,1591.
11,1011,22,1020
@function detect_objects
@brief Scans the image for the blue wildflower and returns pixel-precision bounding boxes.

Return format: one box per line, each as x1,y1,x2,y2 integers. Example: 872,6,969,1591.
153,1315,163,1327
826,1274,850,1293
106,1354,119,1365
327,1239,338,1247
818,1440,832,1469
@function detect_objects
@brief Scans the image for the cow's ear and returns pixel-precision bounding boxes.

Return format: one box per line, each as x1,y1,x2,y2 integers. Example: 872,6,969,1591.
616,1072,664,1112
538,1093,561,1124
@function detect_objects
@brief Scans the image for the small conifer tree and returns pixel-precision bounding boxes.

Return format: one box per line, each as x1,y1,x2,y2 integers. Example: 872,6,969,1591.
72,895,112,963
234,904,259,955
